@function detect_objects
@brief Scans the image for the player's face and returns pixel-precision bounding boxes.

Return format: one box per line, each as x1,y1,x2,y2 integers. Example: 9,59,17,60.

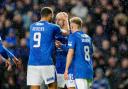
70,22,78,33
56,18,64,28
56,13,65,28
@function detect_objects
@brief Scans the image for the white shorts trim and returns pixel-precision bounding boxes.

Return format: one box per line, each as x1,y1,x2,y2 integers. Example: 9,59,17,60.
27,65,56,85
57,73,75,88
57,74,66,88
66,74,75,88
75,79,92,89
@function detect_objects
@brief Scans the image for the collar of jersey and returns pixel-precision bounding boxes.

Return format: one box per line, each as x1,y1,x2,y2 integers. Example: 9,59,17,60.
74,30,81,33
39,20,48,23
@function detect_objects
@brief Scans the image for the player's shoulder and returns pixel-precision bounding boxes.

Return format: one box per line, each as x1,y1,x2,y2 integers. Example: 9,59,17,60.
69,33,76,40
31,21,46,26
85,33,91,39
80,32,91,39
48,23,60,29
84,34,92,42
30,21,42,26
29,22,36,28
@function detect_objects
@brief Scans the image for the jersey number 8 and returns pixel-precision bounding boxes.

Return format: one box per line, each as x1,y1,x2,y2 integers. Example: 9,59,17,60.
84,46,90,61
33,32,41,48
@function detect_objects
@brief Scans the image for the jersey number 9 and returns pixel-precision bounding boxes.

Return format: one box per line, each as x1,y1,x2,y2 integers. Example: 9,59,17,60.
33,32,41,48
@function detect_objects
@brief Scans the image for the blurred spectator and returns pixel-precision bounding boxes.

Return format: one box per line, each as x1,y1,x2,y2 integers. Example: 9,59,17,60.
17,38,29,70
85,14,96,37
114,13,128,29
110,33,118,47
118,26,128,43
93,68,110,89
82,24,89,34
101,12,112,38
5,29,17,47
71,0,88,20
100,0,108,7
93,25,107,49
117,58,128,89
112,0,122,13
105,57,119,89
4,20,12,36
93,6,102,24
23,11,32,29
101,39,110,60
110,47,118,57
25,31,30,48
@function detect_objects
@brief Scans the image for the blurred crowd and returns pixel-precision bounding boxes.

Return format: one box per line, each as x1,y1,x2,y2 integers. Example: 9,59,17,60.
0,0,128,89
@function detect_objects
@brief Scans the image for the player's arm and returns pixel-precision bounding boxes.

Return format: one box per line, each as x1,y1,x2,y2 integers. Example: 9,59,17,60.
0,54,6,63
0,37,17,61
5,57,12,71
2,46,22,68
64,35,75,80
55,40,68,52
64,48,74,80
0,54,12,71
61,44,68,52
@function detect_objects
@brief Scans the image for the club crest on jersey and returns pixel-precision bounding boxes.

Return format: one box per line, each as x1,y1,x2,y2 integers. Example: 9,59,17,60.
68,42,72,46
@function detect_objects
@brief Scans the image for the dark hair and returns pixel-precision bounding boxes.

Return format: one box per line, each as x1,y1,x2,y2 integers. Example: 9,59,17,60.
40,7,53,17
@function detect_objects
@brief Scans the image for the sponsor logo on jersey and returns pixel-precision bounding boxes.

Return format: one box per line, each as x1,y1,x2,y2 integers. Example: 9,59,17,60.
68,42,72,46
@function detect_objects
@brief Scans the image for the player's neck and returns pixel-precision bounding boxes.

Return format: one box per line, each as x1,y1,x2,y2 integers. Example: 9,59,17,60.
72,29,79,33
40,17,49,22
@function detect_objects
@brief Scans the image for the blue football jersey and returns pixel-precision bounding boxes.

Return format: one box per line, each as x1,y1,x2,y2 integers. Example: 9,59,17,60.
0,37,4,54
55,30,74,74
68,31,93,79
28,21,61,65
0,36,15,59
55,35,68,74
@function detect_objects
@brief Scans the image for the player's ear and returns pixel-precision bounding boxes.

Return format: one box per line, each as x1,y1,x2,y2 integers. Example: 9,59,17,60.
48,13,53,22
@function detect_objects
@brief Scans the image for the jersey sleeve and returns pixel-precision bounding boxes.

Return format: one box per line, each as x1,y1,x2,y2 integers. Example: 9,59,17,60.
0,37,2,42
53,25,61,36
68,35,76,49
61,44,68,52
2,46,15,58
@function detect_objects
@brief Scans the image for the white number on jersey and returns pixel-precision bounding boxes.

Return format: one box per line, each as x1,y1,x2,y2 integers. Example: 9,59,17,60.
33,32,41,48
68,74,74,80
84,46,90,61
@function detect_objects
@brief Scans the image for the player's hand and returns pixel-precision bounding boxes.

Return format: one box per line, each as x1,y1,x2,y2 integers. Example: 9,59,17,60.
55,40,62,48
13,57,22,69
5,59,12,71
0,56,3,64
64,70,68,80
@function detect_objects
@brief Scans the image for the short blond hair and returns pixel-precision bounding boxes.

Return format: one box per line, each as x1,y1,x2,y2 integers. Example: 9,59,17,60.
70,17,83,29
56,12,68,19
